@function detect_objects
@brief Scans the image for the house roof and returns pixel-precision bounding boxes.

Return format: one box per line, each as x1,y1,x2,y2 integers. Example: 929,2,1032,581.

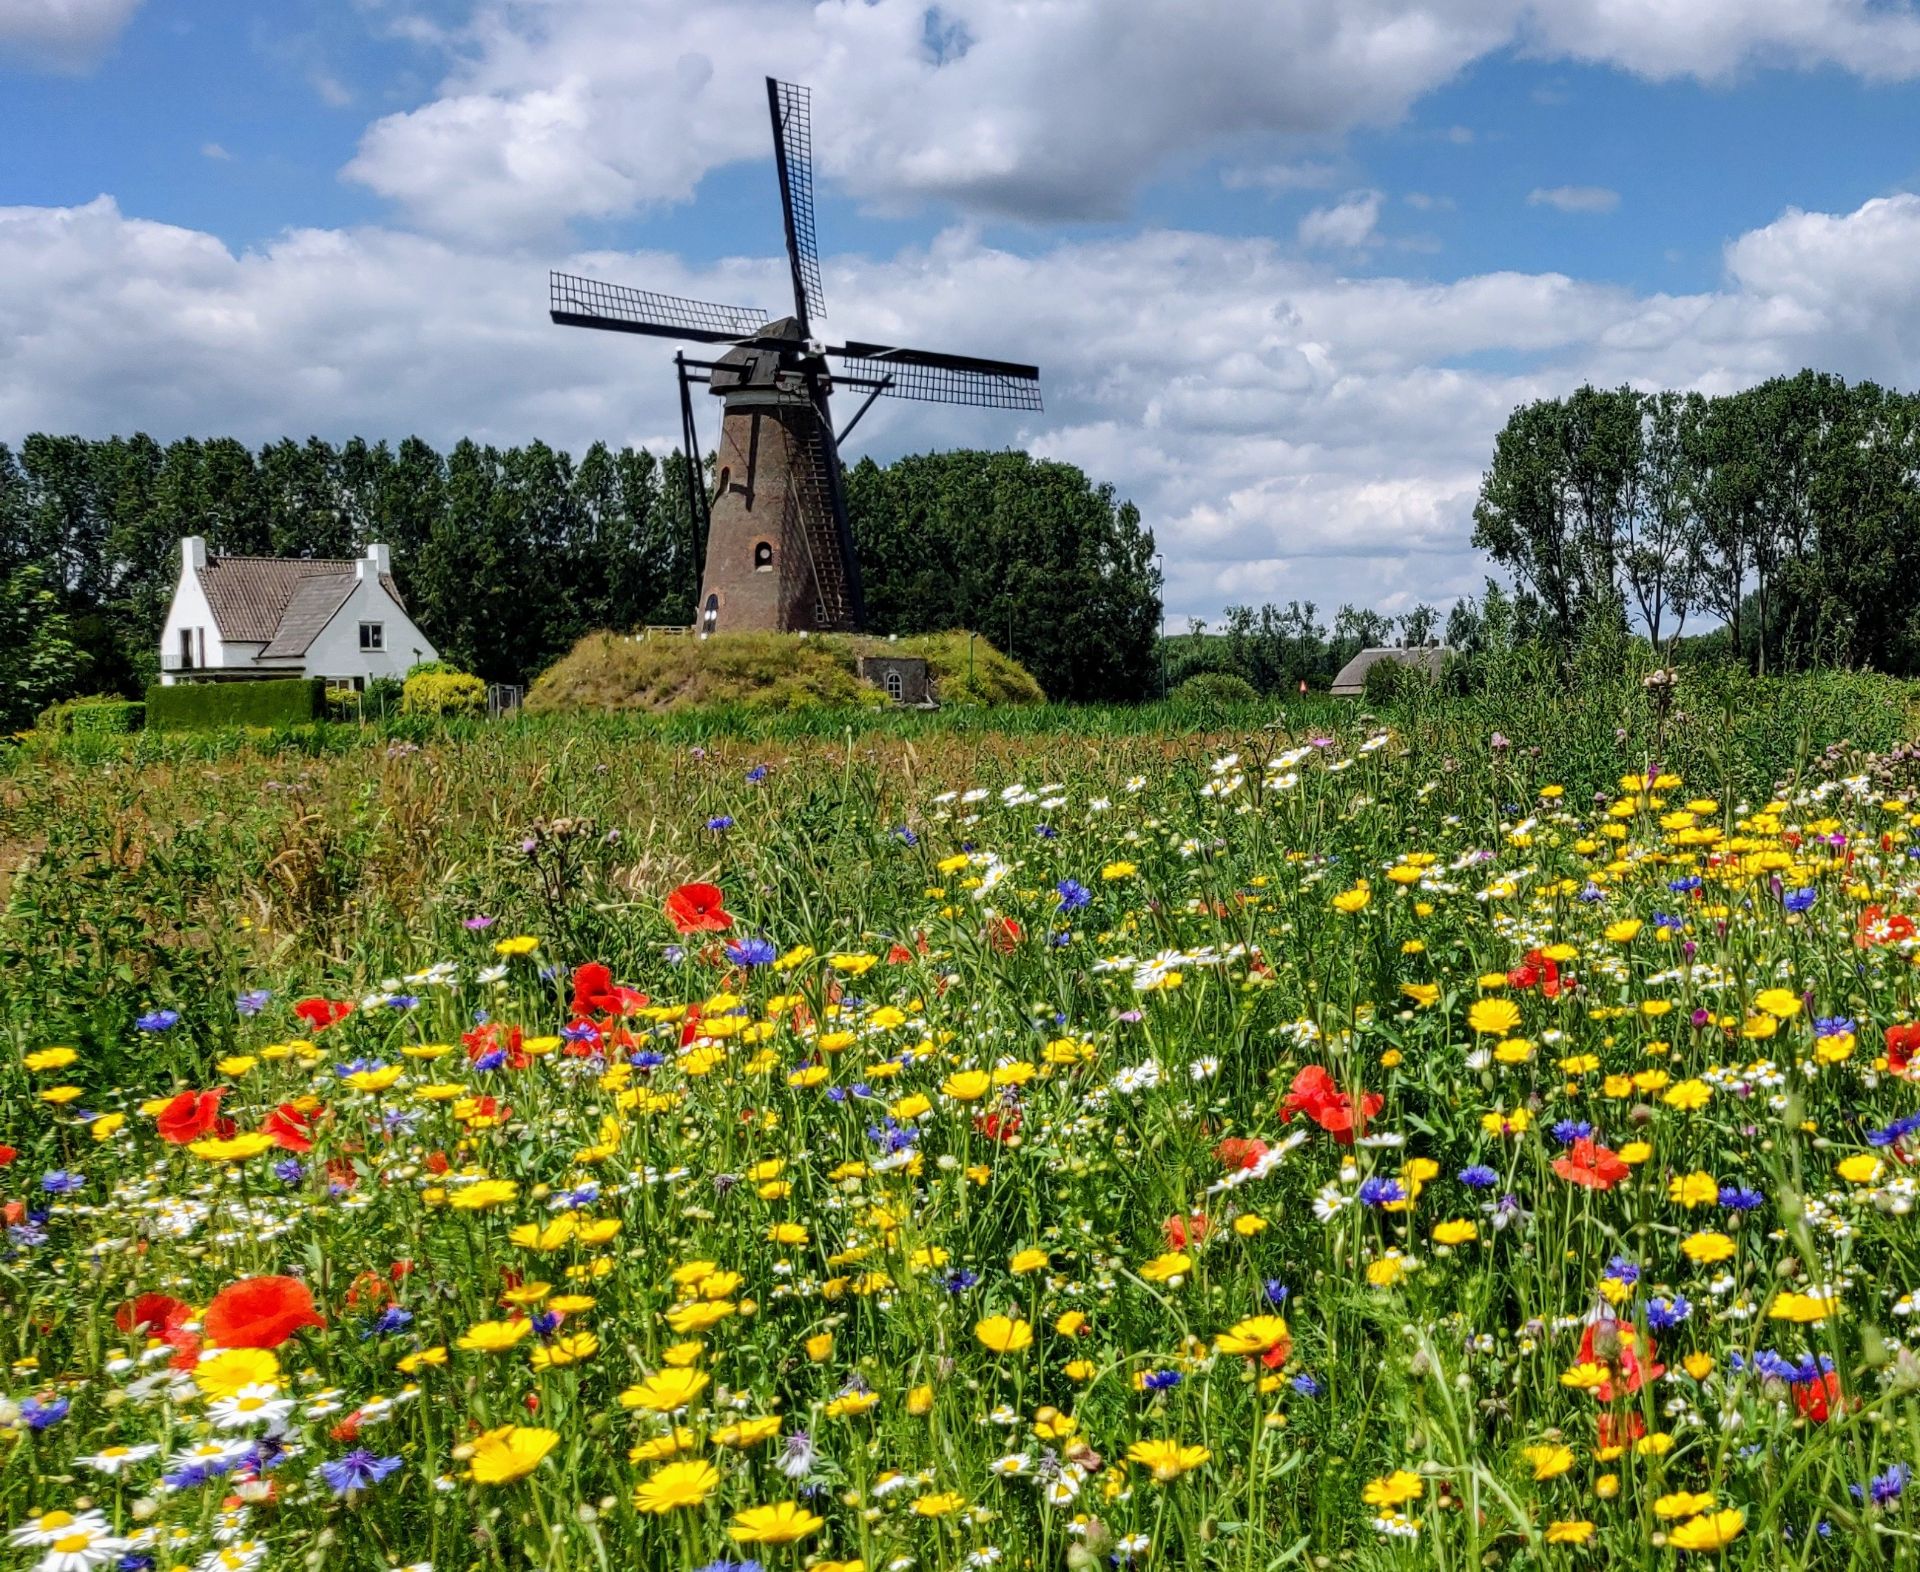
197,554,405,646
1330,645,1452,697
260,575,358,658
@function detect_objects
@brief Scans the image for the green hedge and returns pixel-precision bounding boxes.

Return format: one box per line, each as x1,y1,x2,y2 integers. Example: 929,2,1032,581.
146,678,325,731
69,700,144,736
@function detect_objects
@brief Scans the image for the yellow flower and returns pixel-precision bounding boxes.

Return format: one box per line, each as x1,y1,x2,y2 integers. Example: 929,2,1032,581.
1837,1154,1881,1184
1401,983,1440,1008
1654,1491,1716,1519
710,1416,782,1449
766,1223,809,1246
509,1216,578,1252
397,1347,447,1374
467,1424,558,1484
1064,1359,1095,1382
632,1459,720,1514
620,1368,710,1412
1126,1438,1211,1481
1331,884,1370,913
888,1093,931,1121
1480,1107,1531,1136
627,1428,694,1463
193,1348,280,1398
728,1501,824,1545
1214,1315,1290,1356
1493,1037,1535,1064
24,1047,77,1071
1139,1251,1193,1284
1669,1510,1745,1552
449,1179,518,1211
188,1132,275,1162
1604,919,1643,943
1668,1171,1718,1208
1233,1214,1267,1236
1467,998,1522,1036
1545,1521,1596,1545
215,1055,257,1076
1663,1079,1710,1111
1522,1444,1574,1480
457,1320,533,1353
1682,1352,1714,1381
343,1066,402,1092
1754,988,1801,1019
1432,1219,1477,1246
973,1315,1034,1354
1366,1254,1410,1288
1618,1141,1652,1165
1769,1289,1840,1323
1680,1232,1735,1264
906,1385,935,1415
1010,1248,1050,1275
1362,1470,1424,1508
942,1070,991,1101
1100,862,1136,881
1558,1362,1608,1391
529,1332,599,1370
492,935,540,957
90,1113,125,1142
825,1389,881,1419
803,1332,834,1361
912,1491,965,1517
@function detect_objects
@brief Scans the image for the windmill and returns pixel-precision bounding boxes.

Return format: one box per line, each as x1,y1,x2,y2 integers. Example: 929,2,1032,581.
550,78,1042,635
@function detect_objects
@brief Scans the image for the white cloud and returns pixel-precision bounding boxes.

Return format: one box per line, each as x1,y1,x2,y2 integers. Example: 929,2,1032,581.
0,0,142,70
1528,184,1621,213
10,192,1920,622
336,0,1920,241
1298,191,1383,250
200,142,232,162
1222,160,1343,194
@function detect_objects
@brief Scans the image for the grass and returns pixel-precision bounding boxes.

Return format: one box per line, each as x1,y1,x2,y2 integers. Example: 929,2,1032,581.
3,662,1920,1571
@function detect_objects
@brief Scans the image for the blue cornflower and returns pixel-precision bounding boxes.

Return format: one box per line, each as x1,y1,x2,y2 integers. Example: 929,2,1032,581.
561,1021,600,1044
135,1009,180,1032
1458,1164,1499,1189
1264,1279,1290,1306
1550,1119,1593,1145
1577,883,1606,904
944,1271,979,1293
471,1049,507,1072
1142,1370,1182,1391
531,1311,562,1338
380,1108,422,1135
40,1171,83,1195
745,765,768,784
1056,879,1092,912
273,1159,304,1185
1814,1016,1855,1038
1870,1463,1911,1506
1290,1373,1322,1396
1605,1256,1640,1284
726,937,777,967
319,1449,403,1495
630,1050,666,1071
236,989,272,1017
1050,929,1072,947
696,1560,764,1572
662,944,686,964
1719,1185,1765,1211
1669,875,1704,894
1357,1177,1406,1208
385,994,419,1011
892,827,918,847
1784,887,1818,913
9,1224,48,1248
1646,1294,1691,1330
1034,823,1057,840
1651,912,1684,933
368,1307,413,1338
706,815,734,832
20,1397,68,1429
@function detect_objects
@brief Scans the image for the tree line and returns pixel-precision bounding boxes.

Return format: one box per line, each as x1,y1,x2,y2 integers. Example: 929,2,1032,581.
0,434,1163,714
1472,370,1920,673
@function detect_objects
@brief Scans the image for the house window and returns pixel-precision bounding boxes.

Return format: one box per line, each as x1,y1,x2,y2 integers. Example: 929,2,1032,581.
885,670,904,702
359,623,384,651
753,541,774,572
178,628,194,670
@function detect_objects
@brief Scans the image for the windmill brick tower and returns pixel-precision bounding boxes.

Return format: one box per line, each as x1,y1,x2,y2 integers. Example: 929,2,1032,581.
550,78,1041,637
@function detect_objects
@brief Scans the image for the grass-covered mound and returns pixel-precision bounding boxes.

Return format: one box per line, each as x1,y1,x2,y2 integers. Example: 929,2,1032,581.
525,629,1044,714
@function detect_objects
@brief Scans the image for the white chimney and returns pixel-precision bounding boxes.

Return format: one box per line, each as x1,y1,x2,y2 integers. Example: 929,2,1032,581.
359,543,391,582
182,536,207,573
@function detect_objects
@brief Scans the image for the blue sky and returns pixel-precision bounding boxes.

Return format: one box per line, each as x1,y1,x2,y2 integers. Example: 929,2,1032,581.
8,1,1920,624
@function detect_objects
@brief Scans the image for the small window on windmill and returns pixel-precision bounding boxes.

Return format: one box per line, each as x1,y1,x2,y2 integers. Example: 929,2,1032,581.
754,541,774,572
885,669,904,702
717,466,731,496
702,594,719,635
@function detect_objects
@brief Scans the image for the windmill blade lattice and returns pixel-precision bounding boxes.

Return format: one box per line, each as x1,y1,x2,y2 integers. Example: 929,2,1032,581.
549,273,769,343
768,78,825,327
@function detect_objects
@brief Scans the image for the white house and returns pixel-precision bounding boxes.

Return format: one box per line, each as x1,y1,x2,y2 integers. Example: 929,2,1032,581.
160,537,438,689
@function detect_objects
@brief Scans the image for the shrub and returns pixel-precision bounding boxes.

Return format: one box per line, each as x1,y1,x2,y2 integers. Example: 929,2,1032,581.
146,678,325,731
406,659,460,679
1361,656,1410,708
402,669,487,717
365,676,405,719
1171,671,1260,725
68,699,144,736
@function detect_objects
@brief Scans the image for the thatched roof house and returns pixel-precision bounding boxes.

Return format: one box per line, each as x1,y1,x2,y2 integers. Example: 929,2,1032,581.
1330,645,1452,698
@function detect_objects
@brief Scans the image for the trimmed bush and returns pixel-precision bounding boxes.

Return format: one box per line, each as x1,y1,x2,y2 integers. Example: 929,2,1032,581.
68,700,143,736
402,669,486,717
146,678,325,731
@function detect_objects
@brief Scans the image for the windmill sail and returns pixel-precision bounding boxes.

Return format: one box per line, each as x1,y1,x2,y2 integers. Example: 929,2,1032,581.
767,78,825,331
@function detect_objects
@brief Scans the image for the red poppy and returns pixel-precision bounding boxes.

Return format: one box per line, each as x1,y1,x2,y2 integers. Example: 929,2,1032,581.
0,1145,16,1166
1574,1320,1663,1403
293,997,354,1032
1793,1369,1846,1422
1888,1023,1920,1075
1552,1137,1629,1191
425,1150,450,1176
569,962,648,1018
155,1089,230,1145
1280,1065,1383,1145
1164,1212,1209,1249
664,883,732,934
1214,1136,1270,1172
203,1275,325,1349
1595,1410,1646,1450
262,1103,316,1154
975,1107,1022,1143
985,917,1023,953
1859,906,1916,947
115,1293,190,1337
1507,948,1573,1000
462,1022,529,1070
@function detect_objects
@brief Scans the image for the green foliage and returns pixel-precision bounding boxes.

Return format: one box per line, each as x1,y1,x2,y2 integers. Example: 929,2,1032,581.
0,564,85,732
892,632,1045,706
1171,670,1260,724
406,658,459,678
67,699,143,735
848,450,1160,703
146,677,324,731
402,669,487,717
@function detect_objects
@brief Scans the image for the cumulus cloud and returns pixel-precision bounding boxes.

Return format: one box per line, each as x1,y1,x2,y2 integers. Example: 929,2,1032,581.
1528,184,1621,213
339,0,1920,241
0,0,143,71
8,193,1920,619
1298,191,1384,250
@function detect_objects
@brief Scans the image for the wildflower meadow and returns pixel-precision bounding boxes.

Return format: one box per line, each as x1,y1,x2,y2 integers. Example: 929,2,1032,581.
9,671,1920,1572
